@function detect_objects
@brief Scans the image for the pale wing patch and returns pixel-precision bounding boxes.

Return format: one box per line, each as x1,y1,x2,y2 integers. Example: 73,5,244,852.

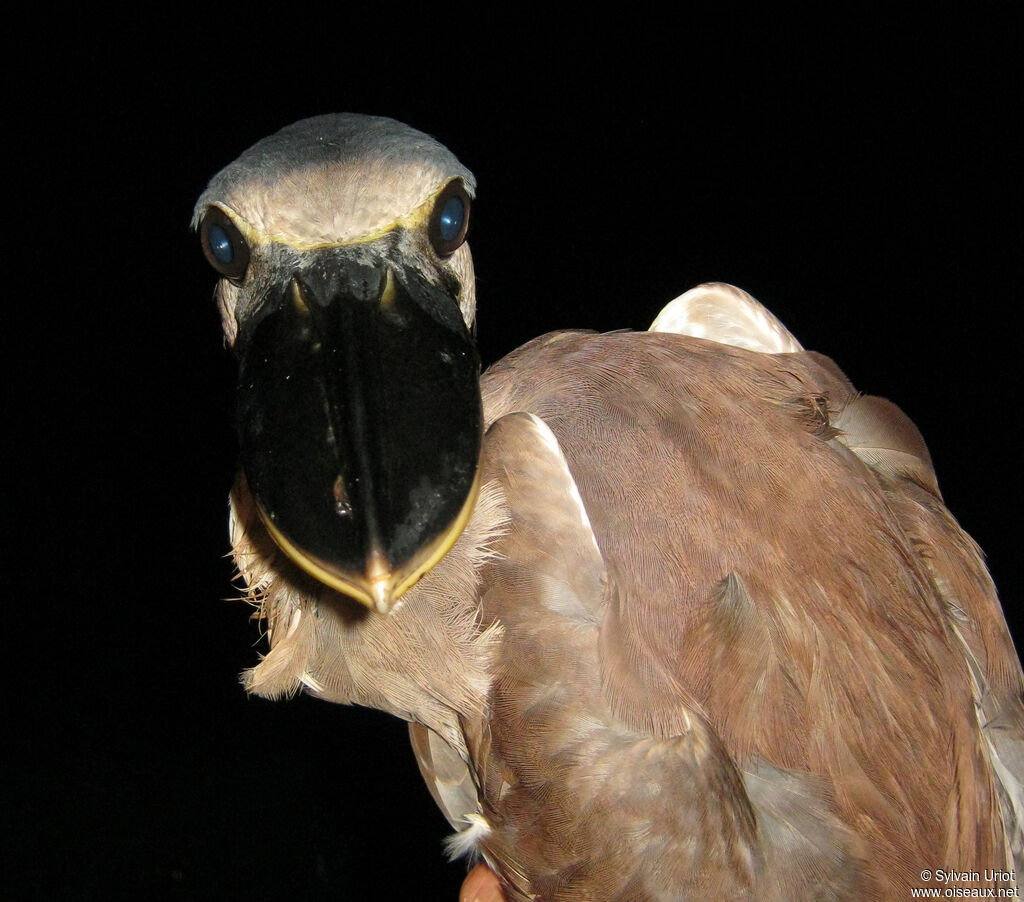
946,615,1024,873
483,413,609,629
409,722,482,833
650,282,803,353
520,414,602,562
985,727,1024,875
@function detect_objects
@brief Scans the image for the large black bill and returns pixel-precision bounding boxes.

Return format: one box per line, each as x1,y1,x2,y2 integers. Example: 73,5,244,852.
237,258,482,612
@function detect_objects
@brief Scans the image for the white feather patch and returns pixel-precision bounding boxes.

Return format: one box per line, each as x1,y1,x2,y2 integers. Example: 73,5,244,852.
650,282,803,353
443,813,493,861
523,414,602,561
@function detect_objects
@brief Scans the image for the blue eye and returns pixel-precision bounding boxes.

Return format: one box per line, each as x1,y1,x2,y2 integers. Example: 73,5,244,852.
208,223,235,264
429,181,471,255
201,208,250,280
438,196,465,243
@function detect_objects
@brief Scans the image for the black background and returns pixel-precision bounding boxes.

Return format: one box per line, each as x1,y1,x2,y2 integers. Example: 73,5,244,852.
10,10,1021,900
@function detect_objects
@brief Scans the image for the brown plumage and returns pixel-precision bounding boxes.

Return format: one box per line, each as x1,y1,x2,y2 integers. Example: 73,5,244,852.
198,115,1023,900
232,319,1022,898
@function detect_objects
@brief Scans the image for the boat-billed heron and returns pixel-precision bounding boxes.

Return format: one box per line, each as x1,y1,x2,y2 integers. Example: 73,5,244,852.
194,114,1023,900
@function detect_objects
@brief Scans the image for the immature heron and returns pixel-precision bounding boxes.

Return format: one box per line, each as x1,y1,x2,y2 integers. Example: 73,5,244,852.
195,114,1023,900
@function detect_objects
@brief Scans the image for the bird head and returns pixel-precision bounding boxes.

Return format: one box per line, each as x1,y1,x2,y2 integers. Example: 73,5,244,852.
193,114,483,614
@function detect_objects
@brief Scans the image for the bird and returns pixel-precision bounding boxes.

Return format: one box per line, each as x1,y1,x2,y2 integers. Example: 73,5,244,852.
194,113,1023,900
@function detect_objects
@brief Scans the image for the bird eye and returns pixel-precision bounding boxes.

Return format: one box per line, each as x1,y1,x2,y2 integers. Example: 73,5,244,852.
200,207,250,281
438,196,465,242
429,181,470,256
